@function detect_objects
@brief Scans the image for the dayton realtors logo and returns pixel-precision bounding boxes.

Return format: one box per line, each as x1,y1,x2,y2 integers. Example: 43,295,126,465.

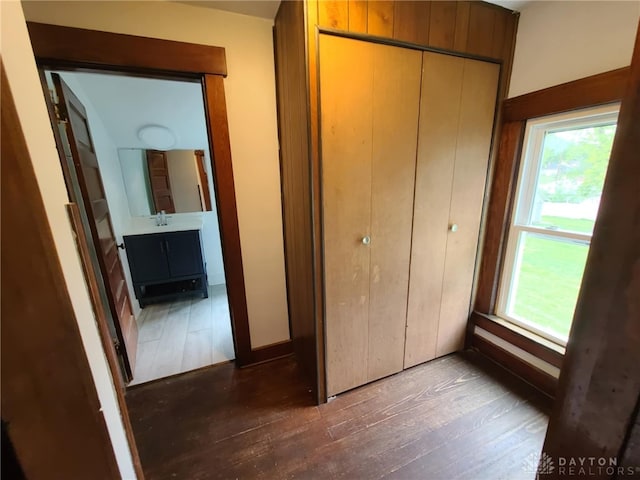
523,452,640,477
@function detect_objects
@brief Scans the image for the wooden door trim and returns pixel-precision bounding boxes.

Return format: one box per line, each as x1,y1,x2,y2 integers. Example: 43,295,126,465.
201,74,252,364
27,22,227,76
29,22,254,368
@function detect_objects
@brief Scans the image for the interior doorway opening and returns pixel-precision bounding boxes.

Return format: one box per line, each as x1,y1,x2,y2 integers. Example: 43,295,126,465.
43,68,236,386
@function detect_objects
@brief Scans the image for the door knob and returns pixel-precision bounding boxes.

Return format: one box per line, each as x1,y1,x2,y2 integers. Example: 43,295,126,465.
449,223,459,233
361,236,371,245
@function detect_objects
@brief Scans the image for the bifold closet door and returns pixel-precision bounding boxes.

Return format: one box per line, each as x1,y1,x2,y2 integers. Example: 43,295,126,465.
320,34,421,396
404,53,499,368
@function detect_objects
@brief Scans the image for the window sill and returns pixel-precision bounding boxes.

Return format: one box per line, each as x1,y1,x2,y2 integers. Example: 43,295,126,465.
471,312,565,368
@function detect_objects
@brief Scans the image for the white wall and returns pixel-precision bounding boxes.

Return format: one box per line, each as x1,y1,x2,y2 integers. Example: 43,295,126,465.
509,1,640,97
0,2,137,478
22,0,291,348
119,149,153,217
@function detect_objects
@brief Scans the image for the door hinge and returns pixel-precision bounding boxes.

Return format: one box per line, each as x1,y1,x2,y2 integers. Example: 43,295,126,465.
113,337,122,353
54,102,69,124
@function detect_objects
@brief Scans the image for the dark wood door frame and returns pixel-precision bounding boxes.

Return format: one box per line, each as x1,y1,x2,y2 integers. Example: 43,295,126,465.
27,21,255,367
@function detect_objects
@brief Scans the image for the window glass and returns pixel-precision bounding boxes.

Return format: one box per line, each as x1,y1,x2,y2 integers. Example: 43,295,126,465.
497,105,618,345
529,125,616,235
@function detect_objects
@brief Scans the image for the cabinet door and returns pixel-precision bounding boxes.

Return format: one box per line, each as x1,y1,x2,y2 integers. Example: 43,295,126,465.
124,234,170,283
321,34,422,396
165,231,204,278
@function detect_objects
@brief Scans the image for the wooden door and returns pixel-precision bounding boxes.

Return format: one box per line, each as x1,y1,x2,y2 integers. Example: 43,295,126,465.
146,149,176,213
404,54,499,367
321,35,421,396
53,75,138,377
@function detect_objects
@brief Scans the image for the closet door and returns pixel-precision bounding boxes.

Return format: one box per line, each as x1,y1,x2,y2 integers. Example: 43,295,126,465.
321,35,373,396
404,53,499,368
320,35,421,396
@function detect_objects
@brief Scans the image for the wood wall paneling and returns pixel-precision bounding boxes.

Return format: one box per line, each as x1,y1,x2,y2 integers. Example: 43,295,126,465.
367,43,422,382
321,35,374,396
428,1,457,50
392,1,430,45
274,0,317,393
1,63,121,479
466,2,496,57
437,58,499,357
319,0,348,30
348,0,368,33
453,2,471,52
367,1,394,37
404,52,464,369
540,26,640,476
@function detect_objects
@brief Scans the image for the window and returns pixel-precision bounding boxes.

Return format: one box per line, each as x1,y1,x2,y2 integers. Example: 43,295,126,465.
497,104,619,345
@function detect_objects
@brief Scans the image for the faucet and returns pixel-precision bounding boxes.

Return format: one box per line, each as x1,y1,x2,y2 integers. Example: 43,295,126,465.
155,210,168,226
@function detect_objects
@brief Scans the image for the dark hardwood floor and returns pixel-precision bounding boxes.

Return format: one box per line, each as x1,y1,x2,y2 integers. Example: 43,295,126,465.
126,351,551,479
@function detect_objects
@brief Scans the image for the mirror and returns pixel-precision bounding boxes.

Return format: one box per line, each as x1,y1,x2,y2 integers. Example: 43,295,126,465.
119,149,213,215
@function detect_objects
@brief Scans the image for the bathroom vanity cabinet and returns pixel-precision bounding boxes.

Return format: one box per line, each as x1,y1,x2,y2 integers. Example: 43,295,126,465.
124,229,208,307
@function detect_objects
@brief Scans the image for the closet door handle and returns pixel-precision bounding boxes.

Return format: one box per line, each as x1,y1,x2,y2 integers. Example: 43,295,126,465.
361,236,371,245
449,223,459,233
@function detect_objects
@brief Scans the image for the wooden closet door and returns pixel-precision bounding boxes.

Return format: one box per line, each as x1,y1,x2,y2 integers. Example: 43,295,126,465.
405,53,499,367
321,35,374,396
404,52,465,368
321,35,421,396
368,43,422,381
436,58,499,356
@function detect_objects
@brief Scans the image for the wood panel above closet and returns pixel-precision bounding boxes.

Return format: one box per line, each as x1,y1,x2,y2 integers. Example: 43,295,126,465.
315,1,517,63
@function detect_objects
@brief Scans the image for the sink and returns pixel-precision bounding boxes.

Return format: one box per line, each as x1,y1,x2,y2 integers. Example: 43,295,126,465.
123,215,204,236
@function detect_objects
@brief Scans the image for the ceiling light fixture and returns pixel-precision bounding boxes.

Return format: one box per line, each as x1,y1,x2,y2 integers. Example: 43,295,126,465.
137,124,176,150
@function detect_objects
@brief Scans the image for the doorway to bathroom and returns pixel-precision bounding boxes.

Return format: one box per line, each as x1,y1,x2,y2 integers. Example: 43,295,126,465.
43,69,236,385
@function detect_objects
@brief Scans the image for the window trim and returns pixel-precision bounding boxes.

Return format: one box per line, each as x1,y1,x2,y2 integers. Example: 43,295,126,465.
496,104,620,346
